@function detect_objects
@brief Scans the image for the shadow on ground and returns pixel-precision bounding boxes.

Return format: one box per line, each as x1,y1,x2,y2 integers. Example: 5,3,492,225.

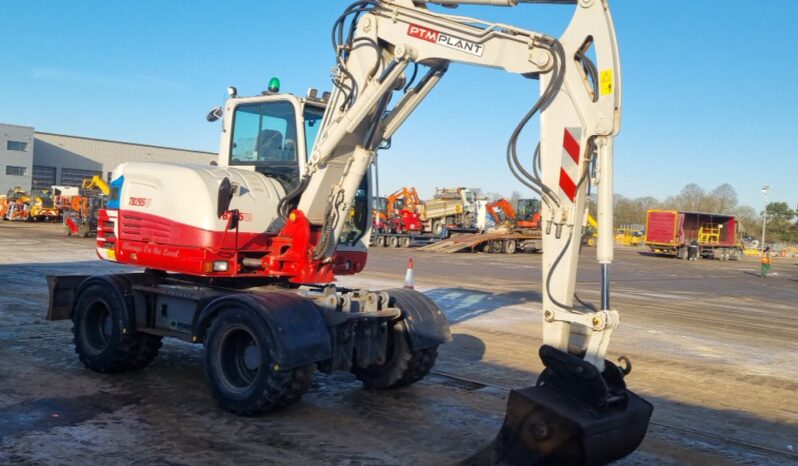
425,287,540,324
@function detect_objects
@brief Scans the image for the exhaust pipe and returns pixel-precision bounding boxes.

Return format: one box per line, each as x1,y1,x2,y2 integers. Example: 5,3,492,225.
465,346,652,465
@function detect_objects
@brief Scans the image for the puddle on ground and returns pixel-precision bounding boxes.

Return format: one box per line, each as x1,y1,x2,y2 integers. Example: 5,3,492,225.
0,392,138,442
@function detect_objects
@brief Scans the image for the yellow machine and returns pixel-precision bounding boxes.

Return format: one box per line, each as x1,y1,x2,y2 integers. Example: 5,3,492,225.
583,213,599,247
29,189,62,222
4,187,31,221
615,225,643,246
81,176,111,195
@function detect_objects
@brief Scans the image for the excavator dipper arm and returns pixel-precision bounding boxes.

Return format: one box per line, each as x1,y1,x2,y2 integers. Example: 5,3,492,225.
286,1,651,463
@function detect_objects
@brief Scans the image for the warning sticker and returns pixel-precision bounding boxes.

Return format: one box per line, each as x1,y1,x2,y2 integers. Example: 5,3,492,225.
599,69,614,96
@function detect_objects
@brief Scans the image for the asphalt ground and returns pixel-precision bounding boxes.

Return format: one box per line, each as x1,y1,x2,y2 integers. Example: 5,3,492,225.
0,221,796,465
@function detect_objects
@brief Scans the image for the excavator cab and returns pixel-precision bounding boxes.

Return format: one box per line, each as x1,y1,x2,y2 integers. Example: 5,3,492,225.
213,89,372,247
220,95,323,190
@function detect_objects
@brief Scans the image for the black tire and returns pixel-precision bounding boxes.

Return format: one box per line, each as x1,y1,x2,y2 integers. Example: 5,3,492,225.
503,239,517,254
72,283,162,372
491,240,505,254
352,290,441,389
377,235,386,247
204,307,314,415
400,236,412,248
352,322,438,389
388,235,400,248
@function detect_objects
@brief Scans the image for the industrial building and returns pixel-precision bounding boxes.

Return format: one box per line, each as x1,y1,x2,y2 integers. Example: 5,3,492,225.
0,122,216,194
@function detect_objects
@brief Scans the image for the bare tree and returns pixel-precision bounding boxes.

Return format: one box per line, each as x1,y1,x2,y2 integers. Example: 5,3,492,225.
509,190,522,205
709,183,738,213
732,205,758,234
677,183,706,211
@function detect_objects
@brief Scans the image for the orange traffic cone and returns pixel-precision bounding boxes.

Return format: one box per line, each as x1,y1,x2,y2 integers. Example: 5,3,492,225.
404,258,415,289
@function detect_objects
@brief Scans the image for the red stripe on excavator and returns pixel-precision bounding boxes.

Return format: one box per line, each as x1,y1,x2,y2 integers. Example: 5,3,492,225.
559,168,577,202
102,209,366,280
563,129,581,164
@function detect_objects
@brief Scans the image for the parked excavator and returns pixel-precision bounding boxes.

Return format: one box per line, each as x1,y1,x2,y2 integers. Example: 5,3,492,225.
486,197,542,232
46,1,651,464
64,176,110,237
383,186,424,233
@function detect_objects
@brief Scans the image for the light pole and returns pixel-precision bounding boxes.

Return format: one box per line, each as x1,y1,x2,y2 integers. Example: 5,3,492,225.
761,185,770,252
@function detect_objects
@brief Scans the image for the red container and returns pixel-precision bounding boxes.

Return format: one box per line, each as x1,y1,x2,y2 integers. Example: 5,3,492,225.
645,210,737,248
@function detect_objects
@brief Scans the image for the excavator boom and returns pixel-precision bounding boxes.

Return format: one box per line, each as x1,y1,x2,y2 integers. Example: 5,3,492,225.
285,0,651,462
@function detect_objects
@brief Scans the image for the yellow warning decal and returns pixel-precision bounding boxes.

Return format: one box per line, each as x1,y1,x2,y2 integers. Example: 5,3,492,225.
599,69,614,96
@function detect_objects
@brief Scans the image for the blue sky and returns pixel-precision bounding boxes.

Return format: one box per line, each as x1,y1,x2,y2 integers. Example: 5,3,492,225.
1,1,795,209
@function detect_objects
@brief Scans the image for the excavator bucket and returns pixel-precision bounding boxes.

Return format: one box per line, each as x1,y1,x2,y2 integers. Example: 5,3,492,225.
466,346,652,465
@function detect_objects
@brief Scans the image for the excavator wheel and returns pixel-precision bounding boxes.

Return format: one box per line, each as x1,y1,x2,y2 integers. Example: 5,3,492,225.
204,307,315,415
352,321,437,389
72,282,162,372
352,289,443,389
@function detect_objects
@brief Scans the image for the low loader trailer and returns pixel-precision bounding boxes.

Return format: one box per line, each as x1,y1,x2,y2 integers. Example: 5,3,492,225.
419,231,542,254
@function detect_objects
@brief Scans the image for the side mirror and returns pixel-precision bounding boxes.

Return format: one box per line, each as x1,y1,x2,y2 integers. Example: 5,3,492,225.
217,177,235,218
206,106,223,122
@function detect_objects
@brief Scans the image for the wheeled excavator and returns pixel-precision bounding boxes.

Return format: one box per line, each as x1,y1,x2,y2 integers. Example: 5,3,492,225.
46,1,651,464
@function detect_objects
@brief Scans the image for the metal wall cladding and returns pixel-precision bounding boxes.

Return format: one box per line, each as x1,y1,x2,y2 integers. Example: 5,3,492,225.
33,132,217,187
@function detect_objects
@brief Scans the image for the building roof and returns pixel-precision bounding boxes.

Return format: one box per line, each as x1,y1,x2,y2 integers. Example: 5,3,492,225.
34,131,215,156
0,122,35,131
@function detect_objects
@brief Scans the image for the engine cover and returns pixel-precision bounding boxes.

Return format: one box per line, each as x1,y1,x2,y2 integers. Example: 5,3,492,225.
112,162,285,249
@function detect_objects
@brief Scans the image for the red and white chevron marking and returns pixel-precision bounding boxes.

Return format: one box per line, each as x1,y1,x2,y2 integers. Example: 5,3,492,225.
558,128,582,203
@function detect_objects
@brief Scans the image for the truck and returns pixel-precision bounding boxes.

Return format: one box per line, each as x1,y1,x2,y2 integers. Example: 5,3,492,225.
420,187,486,236
645,209,742,260
43,1,650,463
420,197,543,254
372,186,485,248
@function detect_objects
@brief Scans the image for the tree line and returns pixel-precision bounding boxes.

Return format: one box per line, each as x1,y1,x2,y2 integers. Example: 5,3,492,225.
481,183,797,242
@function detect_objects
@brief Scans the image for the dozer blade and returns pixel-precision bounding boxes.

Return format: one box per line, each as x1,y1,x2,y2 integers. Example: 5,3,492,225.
465,346,652,466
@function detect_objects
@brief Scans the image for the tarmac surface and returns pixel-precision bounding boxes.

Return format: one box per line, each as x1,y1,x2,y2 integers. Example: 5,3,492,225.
0,222,796,465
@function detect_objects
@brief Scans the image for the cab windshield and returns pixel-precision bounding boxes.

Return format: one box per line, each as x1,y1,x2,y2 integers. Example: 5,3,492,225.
229,100,325,189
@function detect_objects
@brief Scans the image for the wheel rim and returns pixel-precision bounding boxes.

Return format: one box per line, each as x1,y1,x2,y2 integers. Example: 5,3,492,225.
219,326,261,392
82,299,112,354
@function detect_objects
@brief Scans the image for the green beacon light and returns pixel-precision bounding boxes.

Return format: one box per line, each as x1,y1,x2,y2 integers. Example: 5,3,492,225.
267,77,281,94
